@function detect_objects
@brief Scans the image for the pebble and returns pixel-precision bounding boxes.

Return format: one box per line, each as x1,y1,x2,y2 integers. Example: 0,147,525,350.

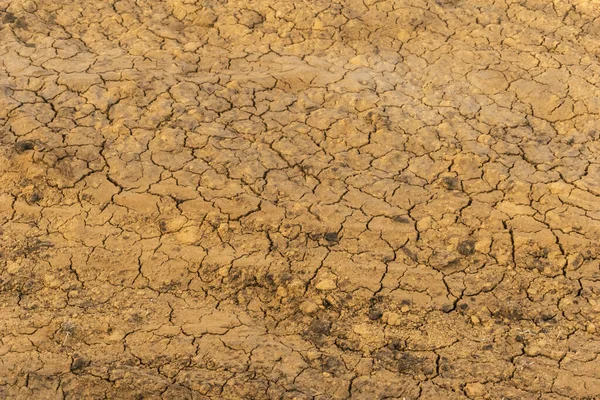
14,140,35,153
384,312,401,326
368,308,383,320
587,323,596,333
315,279,336,291
300,301,319,315
464,382,486,398
471,315,481,325
23,0,37,12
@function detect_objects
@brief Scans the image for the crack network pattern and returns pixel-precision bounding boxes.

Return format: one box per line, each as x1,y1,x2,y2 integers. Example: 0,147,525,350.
1,0,600,398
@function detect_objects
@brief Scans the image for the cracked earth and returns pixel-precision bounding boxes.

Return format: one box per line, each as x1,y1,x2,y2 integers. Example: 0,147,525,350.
1,0,600,398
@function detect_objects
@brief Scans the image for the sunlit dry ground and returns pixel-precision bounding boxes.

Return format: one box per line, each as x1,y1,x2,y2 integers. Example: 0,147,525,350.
1,0,600,398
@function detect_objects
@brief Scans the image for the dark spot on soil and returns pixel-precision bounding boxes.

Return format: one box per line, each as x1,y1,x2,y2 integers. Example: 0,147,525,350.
29,193,42,203
280,272,292,283
459,303,469,310
368,307,383,320
441,303,454,312
308,319,331,336
536,312,555,323
159,281,179,292
15,141,35,153
71,357,90,373
264,273,275,286
392,215,410,223
323,356,344,374
402,247,418,262
370,295,384,305
128,313,144,323
494,306,523,321
324,232,339,242
515,335,524,343
3,12,16,23
159,221,167,232
14,19,28,29
229,270,241,281
336,338,361,352
25,239,54,253
62,321,77,335
483,344,493,350
388,338,404,351
397,352,431,375
442,176,460,190
457,240,476,256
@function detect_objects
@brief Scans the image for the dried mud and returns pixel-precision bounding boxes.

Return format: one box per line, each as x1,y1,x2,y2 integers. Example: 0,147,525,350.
1,0,600,398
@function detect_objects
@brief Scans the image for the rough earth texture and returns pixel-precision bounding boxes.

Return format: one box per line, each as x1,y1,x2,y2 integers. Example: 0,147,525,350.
1,0,600,398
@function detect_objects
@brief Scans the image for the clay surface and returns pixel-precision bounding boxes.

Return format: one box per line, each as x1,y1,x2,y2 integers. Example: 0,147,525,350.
1,0,600,398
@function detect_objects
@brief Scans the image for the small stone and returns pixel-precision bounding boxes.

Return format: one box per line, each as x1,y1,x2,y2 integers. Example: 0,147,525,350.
276,286,288,297
324,232,339,243
315,279,336,291
470,315,481,325
400,305,410,313
587,324,596,333
23,0,37,13
368,308,383,320
464,382,486,398
14,141,35,153
525,345,541,356
384,312,401,326
29,193,42,203
300,301,319,315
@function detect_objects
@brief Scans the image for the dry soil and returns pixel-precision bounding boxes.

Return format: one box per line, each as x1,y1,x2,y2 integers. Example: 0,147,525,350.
1,0,600,398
